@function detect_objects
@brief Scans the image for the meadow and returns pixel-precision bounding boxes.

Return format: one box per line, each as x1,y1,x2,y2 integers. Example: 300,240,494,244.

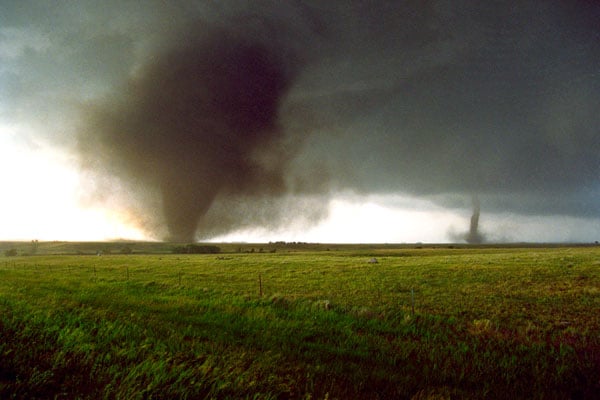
0,243,599,399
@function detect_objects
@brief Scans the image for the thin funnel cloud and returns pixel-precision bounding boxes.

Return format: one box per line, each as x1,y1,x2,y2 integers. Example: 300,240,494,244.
466,196,484,244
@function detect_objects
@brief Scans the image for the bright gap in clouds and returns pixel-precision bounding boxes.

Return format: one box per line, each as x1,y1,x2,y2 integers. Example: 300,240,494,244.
211,196,465,244
0,126,145,241
305,197,462,243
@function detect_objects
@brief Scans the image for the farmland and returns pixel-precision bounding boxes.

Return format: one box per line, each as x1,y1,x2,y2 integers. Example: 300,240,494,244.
0,243,599,399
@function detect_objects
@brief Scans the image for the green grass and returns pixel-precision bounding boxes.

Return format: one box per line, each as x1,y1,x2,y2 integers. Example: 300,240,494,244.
1,246,599,399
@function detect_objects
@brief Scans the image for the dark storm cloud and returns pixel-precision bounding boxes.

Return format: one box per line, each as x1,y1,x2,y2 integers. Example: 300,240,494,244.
296,0,600,217
2,0,599,241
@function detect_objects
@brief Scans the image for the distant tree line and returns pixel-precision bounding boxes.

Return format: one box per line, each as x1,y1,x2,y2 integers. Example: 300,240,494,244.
172,244,221,254
269,241,309,245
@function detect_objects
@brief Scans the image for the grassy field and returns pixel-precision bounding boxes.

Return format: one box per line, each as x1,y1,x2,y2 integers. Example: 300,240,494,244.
0,244,599,399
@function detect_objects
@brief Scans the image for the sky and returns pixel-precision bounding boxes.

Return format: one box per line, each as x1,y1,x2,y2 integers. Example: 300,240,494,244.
0,0,599,243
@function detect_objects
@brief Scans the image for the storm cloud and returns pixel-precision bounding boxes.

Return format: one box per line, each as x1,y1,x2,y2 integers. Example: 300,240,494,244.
1,0,599,241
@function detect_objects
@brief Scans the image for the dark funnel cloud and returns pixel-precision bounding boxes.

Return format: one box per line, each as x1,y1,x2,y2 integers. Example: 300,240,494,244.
78,19,315,241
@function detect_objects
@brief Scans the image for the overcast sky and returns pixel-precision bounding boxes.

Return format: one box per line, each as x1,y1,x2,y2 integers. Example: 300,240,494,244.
0,0,598,243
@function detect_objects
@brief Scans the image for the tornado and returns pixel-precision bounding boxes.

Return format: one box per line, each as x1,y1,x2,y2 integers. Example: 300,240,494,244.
78,22,306,242
466,196,485,244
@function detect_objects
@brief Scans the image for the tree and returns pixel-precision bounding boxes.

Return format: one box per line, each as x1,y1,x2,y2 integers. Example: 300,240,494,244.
120,245,133,254
4,248,17,257
30,240,39,255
